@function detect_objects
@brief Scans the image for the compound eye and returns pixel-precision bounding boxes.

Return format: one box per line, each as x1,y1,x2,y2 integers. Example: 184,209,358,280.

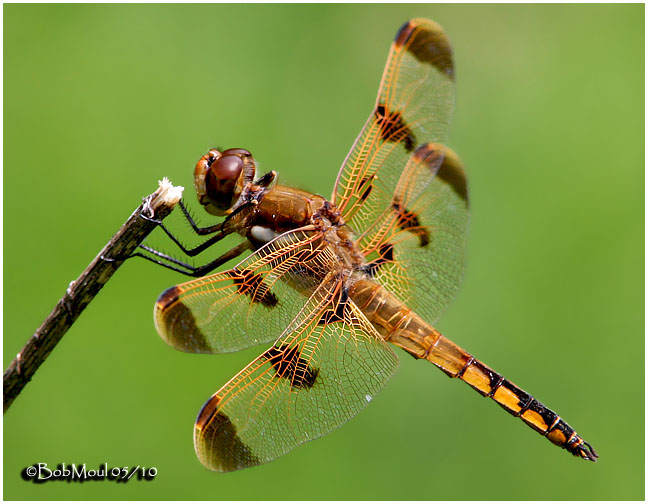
205,155,244,211
212,155,243,182
222,148,251,157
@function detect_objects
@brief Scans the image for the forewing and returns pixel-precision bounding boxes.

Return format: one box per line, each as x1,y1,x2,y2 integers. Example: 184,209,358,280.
154,228,338,353
361,143,468,324
332,19,467,324
193,278,399,471
333,18,456,231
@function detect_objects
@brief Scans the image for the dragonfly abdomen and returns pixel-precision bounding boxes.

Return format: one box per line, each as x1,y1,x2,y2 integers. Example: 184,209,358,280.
349,277,597,462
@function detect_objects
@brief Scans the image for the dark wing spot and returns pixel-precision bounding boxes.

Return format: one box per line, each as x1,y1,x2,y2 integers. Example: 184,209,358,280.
263,344,318,389
195,395,260,472
317,286,349,324
413,143,468,204
412,142,445,169
437,150,468,204
392,199,430,247
362,243,395,277
395,20,454,79
157,284,181,307
358,175,375,202
155,286,211,353
375,104,416,152
228,268,278,307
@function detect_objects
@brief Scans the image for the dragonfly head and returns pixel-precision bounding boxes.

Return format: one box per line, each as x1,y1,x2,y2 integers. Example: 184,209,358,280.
194,148,257,216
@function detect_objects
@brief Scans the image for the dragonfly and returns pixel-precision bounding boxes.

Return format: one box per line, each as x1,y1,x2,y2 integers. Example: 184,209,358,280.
145,18,597,471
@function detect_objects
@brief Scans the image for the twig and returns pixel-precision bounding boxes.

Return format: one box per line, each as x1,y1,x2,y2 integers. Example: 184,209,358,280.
3,178,184,413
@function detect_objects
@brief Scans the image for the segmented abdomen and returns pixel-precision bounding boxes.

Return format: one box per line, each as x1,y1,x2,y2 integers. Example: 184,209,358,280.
349,277,597,461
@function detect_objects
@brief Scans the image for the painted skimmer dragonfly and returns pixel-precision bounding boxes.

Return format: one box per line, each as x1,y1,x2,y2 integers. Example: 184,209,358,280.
146,18,597,471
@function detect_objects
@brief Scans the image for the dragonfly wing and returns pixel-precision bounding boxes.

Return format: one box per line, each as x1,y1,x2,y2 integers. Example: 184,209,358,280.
154,228,338,353
193,276,398,471
333,18,456,224
333,19,467,324
360,144,468,324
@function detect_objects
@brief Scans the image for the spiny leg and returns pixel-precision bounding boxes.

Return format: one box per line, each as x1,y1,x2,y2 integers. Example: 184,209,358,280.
133,240,253,277
135,197,256,274
177,200,223,236
139,206,225,257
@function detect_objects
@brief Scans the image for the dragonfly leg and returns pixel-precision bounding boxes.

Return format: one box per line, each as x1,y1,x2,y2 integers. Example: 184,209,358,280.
177,200,222,236
133,241,252,277
140,199,256,259
140,212,227,257
130,249,200,276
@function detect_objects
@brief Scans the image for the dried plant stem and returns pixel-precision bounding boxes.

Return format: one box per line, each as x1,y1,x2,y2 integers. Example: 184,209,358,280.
3,179,184,413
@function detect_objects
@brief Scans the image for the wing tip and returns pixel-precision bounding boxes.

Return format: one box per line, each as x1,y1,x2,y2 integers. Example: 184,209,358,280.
194,394,261,472
414,143,468,204
394,18,454,80
156,285,181,309
154,285,213,353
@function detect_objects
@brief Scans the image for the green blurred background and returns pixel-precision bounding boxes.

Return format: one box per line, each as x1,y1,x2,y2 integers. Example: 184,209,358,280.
4,4,644,500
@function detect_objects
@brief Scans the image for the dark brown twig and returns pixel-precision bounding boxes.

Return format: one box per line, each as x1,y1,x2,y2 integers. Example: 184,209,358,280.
3,178,184,413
